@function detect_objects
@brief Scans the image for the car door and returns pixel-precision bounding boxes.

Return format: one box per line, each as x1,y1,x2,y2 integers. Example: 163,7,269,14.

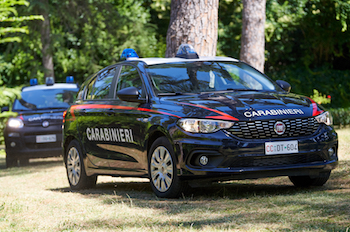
77,66,117,169
106,64,151,176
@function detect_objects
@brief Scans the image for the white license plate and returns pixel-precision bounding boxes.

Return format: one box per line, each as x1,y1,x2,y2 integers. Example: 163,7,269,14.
36,134,56,143
265,140,298,155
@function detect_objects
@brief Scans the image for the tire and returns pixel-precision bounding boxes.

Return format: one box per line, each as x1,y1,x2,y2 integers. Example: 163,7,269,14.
148,137,187,198
289,171,331,187
65,140,97,190
6,152,17,168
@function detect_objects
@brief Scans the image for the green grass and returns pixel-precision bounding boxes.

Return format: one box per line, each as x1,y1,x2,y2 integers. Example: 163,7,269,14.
0,128,349,231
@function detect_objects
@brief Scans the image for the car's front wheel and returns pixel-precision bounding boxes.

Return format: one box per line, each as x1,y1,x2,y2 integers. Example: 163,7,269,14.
148,137,187,198
289,171,331,187
65,140,97,190
5,152,17,168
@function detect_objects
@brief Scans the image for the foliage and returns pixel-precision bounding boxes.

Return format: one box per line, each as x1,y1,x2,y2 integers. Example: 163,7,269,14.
310,89,331,105
0,86,21,144
329,107,350,127
267,65,350,108
0,0,43,44
0,0,158,85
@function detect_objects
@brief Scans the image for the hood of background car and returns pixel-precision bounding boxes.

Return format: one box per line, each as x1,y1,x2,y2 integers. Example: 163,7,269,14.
16,110,64,125
159,91,323,121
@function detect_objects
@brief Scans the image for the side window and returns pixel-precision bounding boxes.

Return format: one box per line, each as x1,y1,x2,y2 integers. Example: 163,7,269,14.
90,67,116,100
85,77,96,100
116,65,145,98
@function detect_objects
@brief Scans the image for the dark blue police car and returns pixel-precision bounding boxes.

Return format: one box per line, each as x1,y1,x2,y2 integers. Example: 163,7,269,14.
63,45,338,198
3,77,79,167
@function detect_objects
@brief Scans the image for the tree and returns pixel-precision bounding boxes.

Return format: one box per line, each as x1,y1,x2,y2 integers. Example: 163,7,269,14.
165,0,219,57
240,0,266,73
0,0,43,44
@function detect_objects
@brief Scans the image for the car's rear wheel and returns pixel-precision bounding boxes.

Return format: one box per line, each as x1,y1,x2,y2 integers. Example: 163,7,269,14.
289,171,331,187
148,137,186,198
66,140,97,190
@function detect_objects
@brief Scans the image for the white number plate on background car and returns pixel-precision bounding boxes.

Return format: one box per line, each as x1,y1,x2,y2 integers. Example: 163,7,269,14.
36,134,56,143
265,140,298,155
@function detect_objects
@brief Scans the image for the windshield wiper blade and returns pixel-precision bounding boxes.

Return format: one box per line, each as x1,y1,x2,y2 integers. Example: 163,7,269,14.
158,92,196,96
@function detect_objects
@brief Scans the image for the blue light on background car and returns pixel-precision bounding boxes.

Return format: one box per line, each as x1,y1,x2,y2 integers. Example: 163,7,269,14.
120,48,139,60
66,76,74,83
175,44,199,59
30,78,38,86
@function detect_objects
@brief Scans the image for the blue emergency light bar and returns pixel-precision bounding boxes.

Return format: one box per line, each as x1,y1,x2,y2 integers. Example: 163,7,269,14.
46,77,54,86
175,44,199,59
30,78,38,86
66,76,74,83
120,48,139,60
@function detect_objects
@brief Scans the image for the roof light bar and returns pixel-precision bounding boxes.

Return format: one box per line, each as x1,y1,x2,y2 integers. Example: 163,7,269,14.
66,76,74,83
175,44,199,59
120,48,139,60
29,78,38,86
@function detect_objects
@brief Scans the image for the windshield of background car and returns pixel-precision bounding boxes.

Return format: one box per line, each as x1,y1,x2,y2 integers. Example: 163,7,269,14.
13,88,78,111
147,61,280,94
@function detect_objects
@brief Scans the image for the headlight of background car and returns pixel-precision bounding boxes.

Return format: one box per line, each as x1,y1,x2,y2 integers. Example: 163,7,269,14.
315,111,332,126
7,118,24,128
177,118,234,133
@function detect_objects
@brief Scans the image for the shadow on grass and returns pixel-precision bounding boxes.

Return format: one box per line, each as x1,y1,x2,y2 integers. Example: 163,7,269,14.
0,156,64,177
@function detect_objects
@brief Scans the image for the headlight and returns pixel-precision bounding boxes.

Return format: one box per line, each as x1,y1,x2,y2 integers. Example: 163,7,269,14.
177,118,234,133
315,111,332,126
7,118,24,128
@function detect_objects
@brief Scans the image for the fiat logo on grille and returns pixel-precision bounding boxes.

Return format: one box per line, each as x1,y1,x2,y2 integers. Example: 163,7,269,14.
274,121,285,135
42,121,49,128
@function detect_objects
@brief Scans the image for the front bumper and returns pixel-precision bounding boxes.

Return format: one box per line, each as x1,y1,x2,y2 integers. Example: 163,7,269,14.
174,124,338,181
4,125,63,159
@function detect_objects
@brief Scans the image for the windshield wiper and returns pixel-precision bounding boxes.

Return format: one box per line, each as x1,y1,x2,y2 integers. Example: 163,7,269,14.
158,92,196,96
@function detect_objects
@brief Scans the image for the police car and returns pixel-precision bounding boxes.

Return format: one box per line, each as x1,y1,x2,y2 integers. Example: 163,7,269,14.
63,45,338,198
3,77,79,167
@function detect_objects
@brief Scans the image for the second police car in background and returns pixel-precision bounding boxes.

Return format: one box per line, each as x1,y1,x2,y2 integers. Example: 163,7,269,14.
3,77,79,167
63,45,338,198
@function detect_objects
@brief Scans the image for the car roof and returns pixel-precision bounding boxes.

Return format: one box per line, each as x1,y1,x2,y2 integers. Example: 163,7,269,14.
136,56,239,66
22,83,79,92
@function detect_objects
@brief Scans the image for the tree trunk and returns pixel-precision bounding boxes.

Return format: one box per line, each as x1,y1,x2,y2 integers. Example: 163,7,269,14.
39,0,54,79
165,0,218,58
240,0,266,73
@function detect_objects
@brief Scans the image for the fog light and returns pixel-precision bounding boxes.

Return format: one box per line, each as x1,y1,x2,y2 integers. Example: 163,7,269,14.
328,147,335,156
199,156,208,166
10,142,16,147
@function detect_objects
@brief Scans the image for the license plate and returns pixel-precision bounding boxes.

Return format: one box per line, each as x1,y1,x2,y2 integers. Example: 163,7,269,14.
265,140,298,155
36,134,56,143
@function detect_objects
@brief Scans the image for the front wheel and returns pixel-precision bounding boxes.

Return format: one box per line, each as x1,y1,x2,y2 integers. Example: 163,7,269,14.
6,152,17,168
65,140,97,190
289,171,331,187
148,137,186,198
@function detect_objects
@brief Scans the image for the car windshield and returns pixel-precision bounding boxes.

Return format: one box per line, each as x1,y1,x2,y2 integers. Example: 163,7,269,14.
13,88,78,111
147,61,279,94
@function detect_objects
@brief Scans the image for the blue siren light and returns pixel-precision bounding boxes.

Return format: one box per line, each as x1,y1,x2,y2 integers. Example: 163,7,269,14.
66,76,74,83
45,77,54,86
175,44,199,59
120,48,139,60
29,78,38,86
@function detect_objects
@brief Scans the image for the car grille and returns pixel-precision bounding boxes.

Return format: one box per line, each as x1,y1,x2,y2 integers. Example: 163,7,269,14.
226,153,324,168
226,118,319,140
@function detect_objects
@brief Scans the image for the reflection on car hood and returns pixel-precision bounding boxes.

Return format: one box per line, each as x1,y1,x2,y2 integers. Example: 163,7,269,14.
17,110,64,124
158,91,322,121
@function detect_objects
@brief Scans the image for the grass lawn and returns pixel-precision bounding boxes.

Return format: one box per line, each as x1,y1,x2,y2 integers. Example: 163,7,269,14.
0,128,349,231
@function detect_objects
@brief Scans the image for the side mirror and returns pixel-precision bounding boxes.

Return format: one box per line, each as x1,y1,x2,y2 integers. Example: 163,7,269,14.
117,87,145,103
276,80,291,93
1,106,9,113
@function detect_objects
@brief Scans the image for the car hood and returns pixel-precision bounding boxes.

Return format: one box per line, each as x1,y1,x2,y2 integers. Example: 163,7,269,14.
16,109,64,125
158,91,323,121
